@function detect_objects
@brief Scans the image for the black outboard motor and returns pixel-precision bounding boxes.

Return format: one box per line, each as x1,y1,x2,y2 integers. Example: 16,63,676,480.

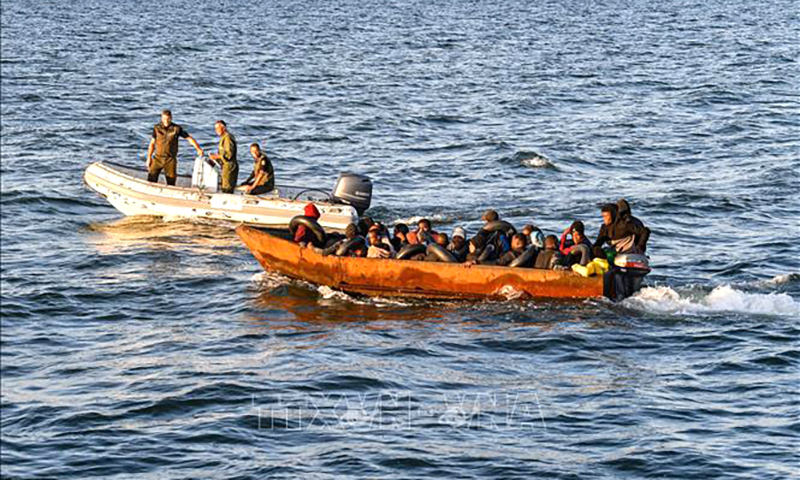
331,173,372,215
604,253,651,302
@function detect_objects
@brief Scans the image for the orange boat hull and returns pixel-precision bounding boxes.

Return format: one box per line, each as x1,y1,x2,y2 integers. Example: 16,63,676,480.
237,225,605,300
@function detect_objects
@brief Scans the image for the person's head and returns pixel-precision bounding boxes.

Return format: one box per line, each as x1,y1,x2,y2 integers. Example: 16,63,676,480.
345,223,359,239
435,233,448,247
544,234,558,250
394,223,409,240
250,143,261,158
511,233,526,250
214,120,227,136
452,227,466,247
481,209,499,223
160,110,172,127
569,221,585,242
358,216,374,236
417,218,431,232
367,229,380,244
521,224,534,236
601,204,617,225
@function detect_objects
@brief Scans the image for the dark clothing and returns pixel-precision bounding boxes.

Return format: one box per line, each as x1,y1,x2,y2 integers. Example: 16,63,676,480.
616,199,650,253
593,201,650,254
243,152,275,192
150,122,190,183
491,247,526,267
390,237,408,252
475,229,510,255
448,243,468,263
534,248,563,270
147,166,177,186
152,123,189,161
247,184,272,196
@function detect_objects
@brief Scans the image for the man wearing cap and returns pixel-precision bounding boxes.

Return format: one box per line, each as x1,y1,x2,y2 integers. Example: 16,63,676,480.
448,226,469,262
560,220,593,266
146,110,204,185
209,120,238,193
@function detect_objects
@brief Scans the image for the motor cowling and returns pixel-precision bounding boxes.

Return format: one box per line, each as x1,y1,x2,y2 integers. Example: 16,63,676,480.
331,173,372,215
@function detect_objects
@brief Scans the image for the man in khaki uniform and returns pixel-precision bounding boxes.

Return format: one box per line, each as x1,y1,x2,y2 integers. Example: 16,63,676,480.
146,110,204,185
209,120,238,193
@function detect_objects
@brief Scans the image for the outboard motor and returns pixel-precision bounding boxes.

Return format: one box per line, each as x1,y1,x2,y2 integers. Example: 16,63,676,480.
331,173,372,215
605,253,651,302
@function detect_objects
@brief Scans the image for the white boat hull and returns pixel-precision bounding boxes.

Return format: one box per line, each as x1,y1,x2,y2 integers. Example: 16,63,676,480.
83,161,359,231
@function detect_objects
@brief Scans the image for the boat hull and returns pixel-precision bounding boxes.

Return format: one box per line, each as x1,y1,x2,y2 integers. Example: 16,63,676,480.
84,161,358,231
237,225,607,300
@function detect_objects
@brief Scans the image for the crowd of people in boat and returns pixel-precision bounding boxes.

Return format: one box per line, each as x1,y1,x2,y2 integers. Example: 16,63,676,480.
292,199,650,270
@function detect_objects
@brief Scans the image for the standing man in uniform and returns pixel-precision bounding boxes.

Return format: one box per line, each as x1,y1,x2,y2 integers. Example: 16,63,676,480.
209,120,238,193
241,142,274,195
146,110,204,186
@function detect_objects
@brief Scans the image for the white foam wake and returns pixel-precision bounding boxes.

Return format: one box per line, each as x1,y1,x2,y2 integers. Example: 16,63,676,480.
623,285,800,317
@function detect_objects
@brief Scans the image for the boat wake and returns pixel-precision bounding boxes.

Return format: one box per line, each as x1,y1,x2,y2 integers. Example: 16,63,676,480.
622,284,800,317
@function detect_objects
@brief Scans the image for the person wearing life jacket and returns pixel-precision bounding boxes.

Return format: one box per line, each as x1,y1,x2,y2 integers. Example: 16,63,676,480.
593,201,650,255
447,227,469,262
560,220,594,266
408,218,436,245
293,202,323,247
534,235,565,269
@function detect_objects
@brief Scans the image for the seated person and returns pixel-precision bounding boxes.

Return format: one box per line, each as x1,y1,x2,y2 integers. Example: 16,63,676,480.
479,209,511,253
293,203,324,247
534,235,565,269
358,216,375,236
241,143,274,195
447,227,469,262
521,224,545,250
465,234,497,264
366,226,393,258
423,233,450,262
593,202,650,255
391,223,410,251
410,218,436,245
324,223,367,257
560,221,593,266
488,233,528,266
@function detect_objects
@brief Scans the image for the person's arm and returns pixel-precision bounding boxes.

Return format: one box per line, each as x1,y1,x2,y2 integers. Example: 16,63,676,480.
185,136,204,157
636,226,651,253
146,137,155,170
559,229,571,255
593,226,608,248
246,171,265,193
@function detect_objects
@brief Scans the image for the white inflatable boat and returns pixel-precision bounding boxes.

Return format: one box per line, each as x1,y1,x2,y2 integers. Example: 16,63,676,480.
83,157,373,232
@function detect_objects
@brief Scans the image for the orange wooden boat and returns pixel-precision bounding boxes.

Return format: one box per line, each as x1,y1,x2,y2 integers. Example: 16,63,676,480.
237,225,613,300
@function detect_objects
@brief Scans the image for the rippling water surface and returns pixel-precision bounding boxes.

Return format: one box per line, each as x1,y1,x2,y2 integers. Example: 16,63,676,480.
2,1,799,478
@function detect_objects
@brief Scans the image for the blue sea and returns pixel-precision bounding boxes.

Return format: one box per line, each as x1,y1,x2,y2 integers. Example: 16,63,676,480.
2,1,799,478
